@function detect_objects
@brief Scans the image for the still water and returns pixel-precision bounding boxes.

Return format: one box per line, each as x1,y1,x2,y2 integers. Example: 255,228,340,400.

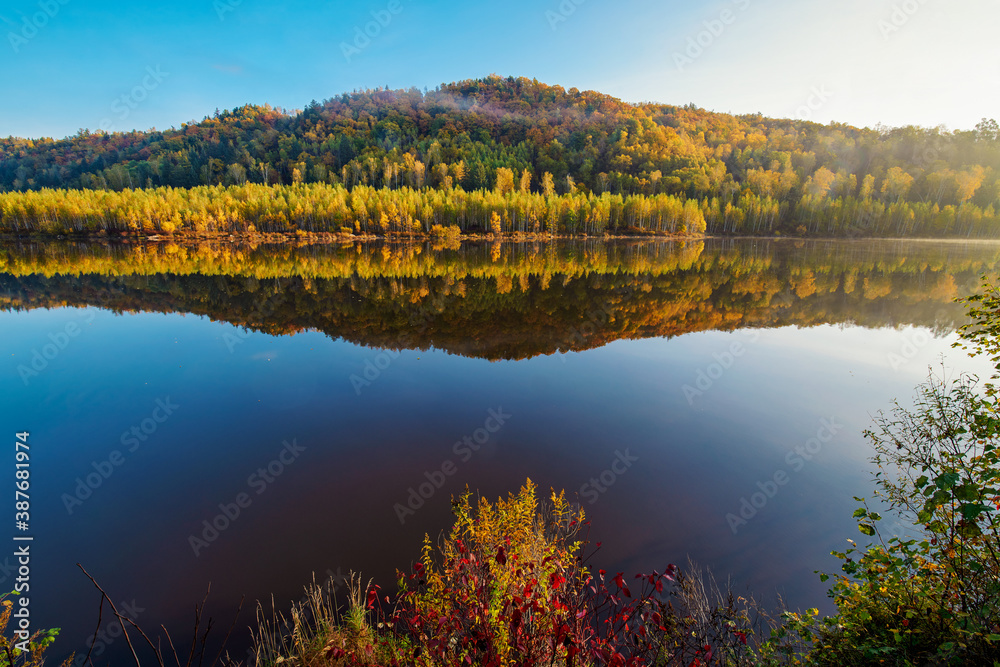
1,237,997,663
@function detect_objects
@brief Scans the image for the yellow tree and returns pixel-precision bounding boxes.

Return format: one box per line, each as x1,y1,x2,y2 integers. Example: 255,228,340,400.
955,165,986,204
494,167,515,196
519,168,532,194
490,210,503,236
541,172,555,198
881,167,915,203
433,163,451,190
805,167,836,200
451,161,466,189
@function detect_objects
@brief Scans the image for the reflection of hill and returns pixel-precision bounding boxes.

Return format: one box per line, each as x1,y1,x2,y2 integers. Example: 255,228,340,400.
1,239,997,360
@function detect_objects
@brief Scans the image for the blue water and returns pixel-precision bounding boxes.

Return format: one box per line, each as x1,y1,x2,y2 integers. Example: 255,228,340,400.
0,240,996,664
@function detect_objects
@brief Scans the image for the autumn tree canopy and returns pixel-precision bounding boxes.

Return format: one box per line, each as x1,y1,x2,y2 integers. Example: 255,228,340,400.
2,75,999,237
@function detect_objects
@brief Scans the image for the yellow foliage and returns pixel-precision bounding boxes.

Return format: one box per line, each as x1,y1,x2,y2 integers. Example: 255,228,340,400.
412,481,586,664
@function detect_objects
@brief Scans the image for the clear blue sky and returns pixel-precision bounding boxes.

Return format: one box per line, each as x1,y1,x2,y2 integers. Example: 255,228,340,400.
1,0,997,139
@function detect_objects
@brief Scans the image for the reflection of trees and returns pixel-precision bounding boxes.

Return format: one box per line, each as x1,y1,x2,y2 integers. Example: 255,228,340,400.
1,239,997,360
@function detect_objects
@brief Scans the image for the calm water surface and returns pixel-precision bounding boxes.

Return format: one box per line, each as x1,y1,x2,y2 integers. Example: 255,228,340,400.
1,237,998,663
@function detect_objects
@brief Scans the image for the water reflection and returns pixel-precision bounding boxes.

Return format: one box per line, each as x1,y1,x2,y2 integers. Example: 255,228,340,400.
1,238,998,664
2,238,996,359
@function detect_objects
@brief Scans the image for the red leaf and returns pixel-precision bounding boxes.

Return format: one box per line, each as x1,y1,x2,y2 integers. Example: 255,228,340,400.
366,584,381,609
613,572,631,597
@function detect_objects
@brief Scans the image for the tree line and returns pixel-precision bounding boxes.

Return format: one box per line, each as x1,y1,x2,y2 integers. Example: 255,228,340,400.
2,75,999,237
0,182,707,236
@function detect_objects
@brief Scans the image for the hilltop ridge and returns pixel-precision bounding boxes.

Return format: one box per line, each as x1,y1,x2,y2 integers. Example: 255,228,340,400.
2,75,999,237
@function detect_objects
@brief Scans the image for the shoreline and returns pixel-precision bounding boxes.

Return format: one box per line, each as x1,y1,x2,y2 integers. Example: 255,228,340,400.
3,231,999,246
0,230,705,244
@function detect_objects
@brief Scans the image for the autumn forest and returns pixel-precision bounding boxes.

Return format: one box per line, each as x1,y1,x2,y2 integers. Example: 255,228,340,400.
2,75,999,238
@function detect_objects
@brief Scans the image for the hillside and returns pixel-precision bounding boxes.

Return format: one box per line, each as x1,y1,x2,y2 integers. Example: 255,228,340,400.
2,75,1000,237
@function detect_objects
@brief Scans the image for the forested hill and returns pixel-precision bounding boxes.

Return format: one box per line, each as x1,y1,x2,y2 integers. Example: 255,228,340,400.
3,75,1000,237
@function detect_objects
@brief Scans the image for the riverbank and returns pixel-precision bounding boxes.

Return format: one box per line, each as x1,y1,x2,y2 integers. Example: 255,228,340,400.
0,228,702,245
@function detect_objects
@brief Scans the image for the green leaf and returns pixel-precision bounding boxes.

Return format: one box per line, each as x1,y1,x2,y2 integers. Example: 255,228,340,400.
853,508,867,519
927,519,948,533
927,489,952,509
954,483,979,501
960,503,989,521
915,475,929,488
858,523,875,536
935,472,960,490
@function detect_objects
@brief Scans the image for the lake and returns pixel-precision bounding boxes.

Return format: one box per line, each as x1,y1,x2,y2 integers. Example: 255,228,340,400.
2,237,998,664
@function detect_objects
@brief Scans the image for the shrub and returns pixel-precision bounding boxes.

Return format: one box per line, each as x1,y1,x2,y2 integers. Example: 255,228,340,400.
393,480,590,665
794,276,1000,665
0,594,66,667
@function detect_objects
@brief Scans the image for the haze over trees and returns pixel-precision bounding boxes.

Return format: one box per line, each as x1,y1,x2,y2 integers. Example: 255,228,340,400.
2,75,999,237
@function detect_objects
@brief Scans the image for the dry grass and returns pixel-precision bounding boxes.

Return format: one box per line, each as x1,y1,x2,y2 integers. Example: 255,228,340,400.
248,573,399,667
